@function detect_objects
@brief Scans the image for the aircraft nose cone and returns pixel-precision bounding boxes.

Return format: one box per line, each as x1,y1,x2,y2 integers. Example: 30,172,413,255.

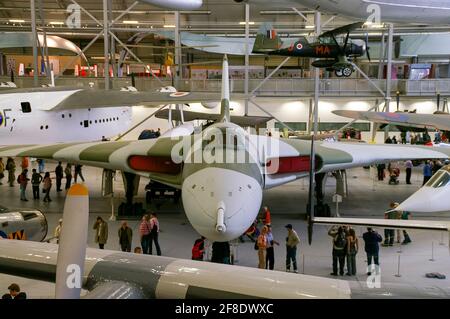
398,186,450,213
182,167,262,241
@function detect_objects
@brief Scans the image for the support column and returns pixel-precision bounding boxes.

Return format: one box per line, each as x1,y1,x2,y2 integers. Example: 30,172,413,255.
109,0,116,77
103,0,110,90
307,98,313,135
378,32,385,79
244,3,250,116
38,0,50,79
174,11,181,89
312,11,321,137
307,11,321,222
31,0,39,87
384,23,394,140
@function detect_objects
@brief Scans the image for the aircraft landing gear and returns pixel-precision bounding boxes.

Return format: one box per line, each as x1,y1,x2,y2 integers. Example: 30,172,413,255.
335,67,353,78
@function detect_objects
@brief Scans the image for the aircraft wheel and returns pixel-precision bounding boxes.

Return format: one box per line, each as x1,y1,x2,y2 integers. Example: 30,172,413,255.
342,67,353,77
334,69,343,77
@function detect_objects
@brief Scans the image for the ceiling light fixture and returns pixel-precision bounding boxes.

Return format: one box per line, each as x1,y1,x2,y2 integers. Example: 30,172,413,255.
123,20,139,24
9,19,25,23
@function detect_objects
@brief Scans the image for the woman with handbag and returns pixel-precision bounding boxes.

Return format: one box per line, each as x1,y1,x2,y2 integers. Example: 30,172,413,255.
42,172,52,202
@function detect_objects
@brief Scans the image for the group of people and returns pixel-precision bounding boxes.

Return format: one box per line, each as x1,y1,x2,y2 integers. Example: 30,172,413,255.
382,202,412,246
376,158,446,186
190,206,301,273
327,200,412,277
328,225,383,277
138,213,161,255
52,213,161,255
0,157,85,202
387,131,441,145
95,213,161,254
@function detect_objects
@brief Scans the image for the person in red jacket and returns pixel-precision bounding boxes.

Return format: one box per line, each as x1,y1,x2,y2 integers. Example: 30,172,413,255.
262,206,271,226
192,236,206,261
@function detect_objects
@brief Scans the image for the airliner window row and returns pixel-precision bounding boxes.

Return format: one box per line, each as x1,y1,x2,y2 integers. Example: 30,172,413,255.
79,117,120,126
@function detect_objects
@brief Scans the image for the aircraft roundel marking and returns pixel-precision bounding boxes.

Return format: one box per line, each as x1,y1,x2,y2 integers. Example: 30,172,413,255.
296,43,303,50
0,112,3,126
170,92,190,98
384,112,409,122
0,230,7,239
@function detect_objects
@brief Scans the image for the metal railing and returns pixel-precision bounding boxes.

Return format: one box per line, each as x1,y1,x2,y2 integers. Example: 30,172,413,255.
3,76,450,97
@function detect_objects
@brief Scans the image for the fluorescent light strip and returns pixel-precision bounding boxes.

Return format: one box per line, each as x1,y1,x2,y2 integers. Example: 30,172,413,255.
239,22,255,25
123,20,139,24
9,19,25,23
163,24,176,28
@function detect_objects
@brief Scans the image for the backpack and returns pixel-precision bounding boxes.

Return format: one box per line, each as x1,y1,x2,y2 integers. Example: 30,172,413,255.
192,240,204,259
334,233,346,250
17,174,22,184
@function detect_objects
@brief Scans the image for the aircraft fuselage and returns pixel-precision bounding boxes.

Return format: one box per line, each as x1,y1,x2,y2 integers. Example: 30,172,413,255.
0,90,132,144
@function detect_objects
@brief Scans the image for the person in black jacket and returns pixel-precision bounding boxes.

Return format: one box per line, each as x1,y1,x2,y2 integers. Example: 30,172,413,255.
363,228,383,275
2,283,27,299
211,241,231,264
55,162,64,192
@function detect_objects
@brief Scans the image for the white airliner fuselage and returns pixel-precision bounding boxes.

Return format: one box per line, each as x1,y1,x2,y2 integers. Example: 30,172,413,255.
0,89,132,144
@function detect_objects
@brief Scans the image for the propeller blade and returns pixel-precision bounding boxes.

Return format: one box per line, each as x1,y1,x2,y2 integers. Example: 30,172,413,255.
55,184,89,299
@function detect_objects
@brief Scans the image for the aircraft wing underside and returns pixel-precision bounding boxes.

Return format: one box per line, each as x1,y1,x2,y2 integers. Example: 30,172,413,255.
0,138,183,188
2,137,450,189
333,110,450,132
48,90,228,111
280,139,450,172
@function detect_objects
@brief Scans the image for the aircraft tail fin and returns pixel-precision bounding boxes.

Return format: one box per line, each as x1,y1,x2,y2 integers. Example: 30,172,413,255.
252,23,283,53
219,55,230,123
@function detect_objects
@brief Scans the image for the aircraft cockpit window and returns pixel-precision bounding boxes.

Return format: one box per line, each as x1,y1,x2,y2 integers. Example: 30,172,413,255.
19,212,38,220
426,171,450,188
21,102,31,113
0,206,7,214
319,37,337,45
202,127,246,151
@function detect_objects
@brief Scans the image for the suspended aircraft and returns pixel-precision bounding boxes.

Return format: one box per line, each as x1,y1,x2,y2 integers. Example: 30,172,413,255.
2,56,450,243
138,0,202,10
253,22,369,77
333,110,450,134
235,0,450,25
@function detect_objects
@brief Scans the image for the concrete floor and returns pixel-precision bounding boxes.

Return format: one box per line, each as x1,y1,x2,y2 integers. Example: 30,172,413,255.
1,159,450,298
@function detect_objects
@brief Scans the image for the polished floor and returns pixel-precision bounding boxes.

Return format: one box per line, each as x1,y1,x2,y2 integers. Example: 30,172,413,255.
1,159,450,298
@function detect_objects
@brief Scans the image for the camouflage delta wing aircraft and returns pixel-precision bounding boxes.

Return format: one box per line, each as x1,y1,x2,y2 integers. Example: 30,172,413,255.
1,56,450,242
